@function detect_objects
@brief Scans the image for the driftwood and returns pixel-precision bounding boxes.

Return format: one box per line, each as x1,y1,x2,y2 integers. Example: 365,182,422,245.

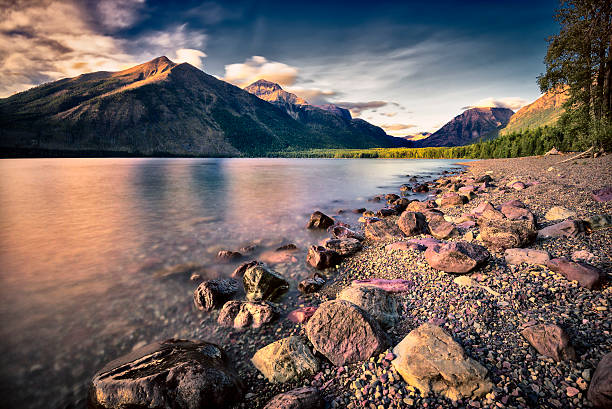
557,146,594,164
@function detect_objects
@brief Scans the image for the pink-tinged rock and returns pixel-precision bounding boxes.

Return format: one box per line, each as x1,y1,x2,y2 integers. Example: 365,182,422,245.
427,215,458,239
328,225,365,241
351,278,414,293
538,220,586,238
591,186,612,202
305,300,389,366
479,209,537,249
456,220,476,229
520,324,576,361
364,218,406,241
503,199,526,209
572,250,596,262
397,211,427,236
441,192,466,207
306,246,341,270
287,307,317,324
588,352,612,408
511,181,526,190
504,248,550,265
385,238,441,252
425,241,489,273
306,211,334,230
263,387,323,409
500,202,535,222
470,201,495,216
260,250,298,264
546,257,603,289
458,186,476,195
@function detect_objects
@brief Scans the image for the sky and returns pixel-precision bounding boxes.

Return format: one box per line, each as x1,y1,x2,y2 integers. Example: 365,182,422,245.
0,0,560,135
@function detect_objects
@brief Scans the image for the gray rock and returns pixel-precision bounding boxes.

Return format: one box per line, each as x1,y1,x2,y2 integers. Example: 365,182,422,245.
538,219,586,238
243,263,289,301
504,248,551,265
251,337,319,383
322,237,363,256
306,211,334,230
217,300,277,329
193,278,239,311
337,285,399,328
263,387,323,409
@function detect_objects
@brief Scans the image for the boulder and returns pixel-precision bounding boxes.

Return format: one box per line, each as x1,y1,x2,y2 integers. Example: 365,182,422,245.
88,339,244,409
585,214,612,231
298,275,326,294
425,241,489,274
475,175,493,184
243,264,289,301
232,260,260,278
440,193,465,207
397,211,427,236
218,300,277,329
306,211,334,230
591,186,612,202
521,324,576,361
391,324,492,401
263,387,323,409
545,206,577,221
216,250,243,262
385,193,400,203
546,257,603,289
392,197,411,212
413,183,429,193
479,209,537,249
427,215,458,240
305,300,389,366
328,225,365,241
251,337,319,383
323,237,363,256
306,245,341,270
337,286,399,328
287,307,317,324
376,207,398,217
406,200,435,212
364,219,406,241
500,203,536,223
470,201,495,216
538,220,586,238
193,278,239,311
504,248,551,265
350,278,414,293
587,352,612,408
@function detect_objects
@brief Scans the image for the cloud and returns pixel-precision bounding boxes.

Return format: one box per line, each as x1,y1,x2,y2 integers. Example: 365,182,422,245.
380,123,417,131
462,97,527,111
223,56,299,87
380,112,397,117
95,0,146,29
173,48,207,69
334,101,388,116
287,87,337,105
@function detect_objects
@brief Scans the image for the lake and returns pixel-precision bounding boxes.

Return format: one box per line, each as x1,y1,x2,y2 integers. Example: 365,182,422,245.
0,158,462,409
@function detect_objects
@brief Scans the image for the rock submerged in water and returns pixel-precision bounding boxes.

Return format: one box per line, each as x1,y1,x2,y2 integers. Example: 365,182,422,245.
216,250,243,262
298,275,326,294
88,339,245,409
391,324,492,401
217,300,277,329
263,387,323,409
193,278,239,311
306,211,334,230
337,285,399,328
520,323,576,362
588,352,612,408
305,300,389,366
243,263,289,301
251,336,319,383
425,241,489,274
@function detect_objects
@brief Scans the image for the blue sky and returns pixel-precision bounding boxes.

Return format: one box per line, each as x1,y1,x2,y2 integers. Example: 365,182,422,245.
0,0,559,134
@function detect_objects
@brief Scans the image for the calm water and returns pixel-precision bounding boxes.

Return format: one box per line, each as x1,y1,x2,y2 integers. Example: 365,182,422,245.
0,158,461,409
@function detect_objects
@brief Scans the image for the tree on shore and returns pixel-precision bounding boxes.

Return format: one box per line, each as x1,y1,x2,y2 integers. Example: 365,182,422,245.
538,0,612,149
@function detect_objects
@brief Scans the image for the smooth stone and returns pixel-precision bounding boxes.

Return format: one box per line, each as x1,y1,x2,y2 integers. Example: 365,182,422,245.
306,245,341,270
521,324,576,361
427,215,458,239
251,336,319,383
425,241,489,273
538,220,586,238
470,201,495,216
350,278,414,293
287,307,317,324
193,278,239,311
587,352,612,408
322,237,363,256
546,257,603,289
365,219,406,241
545,206,577,221
263,387,323,409
306,211,334,230
243,263,289,301
397,211,427,236
328,225,365,241
337,286,399,328
216,250,243,262
479,209,537,249
217,300,277,329
440,192,466,207
504,248,551,265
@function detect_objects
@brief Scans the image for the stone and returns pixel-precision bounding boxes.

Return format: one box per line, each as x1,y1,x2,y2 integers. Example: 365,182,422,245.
511,181,526,190
475,175,493,183
260,250,298,264
337,285,399,328
572,250,596,262
350,278,414,293
251,336,319,383
328,225,365,241
504,248,551,265
376,207,398,217
216,250,243,262
232,260,260,278
406,200,436,212
391,324,492,401
452,276,500,296
322,237,363,256
470,201,495,216
591,186,612,202
365,219,406,241
500,203,536,223
585,214,612,231
287,307,317,324
427,215,458,239
520,324,576,361
263,387,323,409
413,183,429,193
545,206,577,221
440,192,465,207
546,257,603,289
538,220,586,238
306,245,341,270
88,339,244,409
479,209,537,249
276,243,298,251
193,278,239,311
243,263,289,301
298,275,326,294
425,241,489,273
306,211,334,229
587,352,612,408
386,193,400,203
392,197,411,213
305,300,389,366
218,300,277,329
397,211,427,236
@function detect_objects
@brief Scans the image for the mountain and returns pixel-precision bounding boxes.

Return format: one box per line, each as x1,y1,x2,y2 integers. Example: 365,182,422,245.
244,80,407,148
414,107,514,147
402,132,431,142
499,89,568,135
0,57,404,157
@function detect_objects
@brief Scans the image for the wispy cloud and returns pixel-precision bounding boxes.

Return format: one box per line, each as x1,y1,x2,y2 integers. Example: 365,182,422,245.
223,56,299,87
380,123,417,131
461,96,527,111
334,101,388,116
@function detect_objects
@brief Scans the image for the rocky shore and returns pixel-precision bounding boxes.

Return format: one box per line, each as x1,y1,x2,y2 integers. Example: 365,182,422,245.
88,154,611,409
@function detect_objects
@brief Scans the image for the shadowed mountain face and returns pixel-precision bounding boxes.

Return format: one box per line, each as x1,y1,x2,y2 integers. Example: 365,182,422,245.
500,89,568,135
415,107,514,147
0,57,405,156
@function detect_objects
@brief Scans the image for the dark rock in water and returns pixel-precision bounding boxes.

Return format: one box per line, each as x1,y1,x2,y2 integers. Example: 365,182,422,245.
413,183,429,193
232,260,260,278
591,186,612,202
153,262,207,279
352,208,367,214
440,192,466,207
276,243,298,251
364,219,406,241
546,257,603,289
306,245,341,270
376,207,397,217
322,237,363,256
305,300,389,366
193,278,239,311
521,324,576,361
216,250,243,262
243,263,289,301
328,225,365,241
400,184,411,192
479,208,537,249
425,241,489,273
368,195,383,202
538,220,586,238
239,245,258,254
298,274,326,294
306,211,334,230
88,339,244,409
217,300,277,329
427,215,458,239
397,211,426,236
263,387,323,409
588,352,612,408
385,193,400,203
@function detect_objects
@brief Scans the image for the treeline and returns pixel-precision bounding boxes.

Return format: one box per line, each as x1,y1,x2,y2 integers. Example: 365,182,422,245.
270,125,589,159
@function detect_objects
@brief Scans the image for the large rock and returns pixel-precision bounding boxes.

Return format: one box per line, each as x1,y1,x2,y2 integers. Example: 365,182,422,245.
328,225,365,241
364,219,406,241
391,324,492,401
504,248,551,265
298,275,326,294
306,245,341,270
337,286,399,328
588,352,612,408
591,186,612,202
425,241,489,273
546,257,603,289
263,387,323,409
585,214,612,231
538,220,586,238
217,300,277,329
521,324,576,361
243,263,289,301
287,307,317,324
251,336,319,383
305,300,389,366
545,206,577,221
322,237,363,256
406,200,437,212
427,215,458,240
88,339,244,409
440,192,465,207
193,278,239,311
479,208,537,249
397,211,427,236
306,211,334,230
